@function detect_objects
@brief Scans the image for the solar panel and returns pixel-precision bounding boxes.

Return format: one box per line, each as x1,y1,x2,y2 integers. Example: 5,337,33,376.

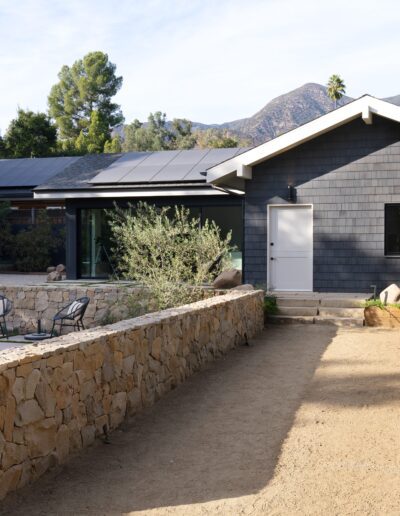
0,157,80,187
184,148,245,180
117,150,181,183
150,149,210,182
91,152,152,184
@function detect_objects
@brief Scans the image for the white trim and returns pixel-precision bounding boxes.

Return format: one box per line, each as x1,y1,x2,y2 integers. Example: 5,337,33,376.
267,204,313,292
33,188,229,200
207,96,400,183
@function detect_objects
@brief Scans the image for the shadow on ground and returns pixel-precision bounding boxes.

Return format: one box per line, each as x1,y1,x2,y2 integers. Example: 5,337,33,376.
1,324,337,515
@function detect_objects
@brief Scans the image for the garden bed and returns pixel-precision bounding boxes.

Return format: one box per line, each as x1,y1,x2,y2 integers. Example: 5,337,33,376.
364,306,400,328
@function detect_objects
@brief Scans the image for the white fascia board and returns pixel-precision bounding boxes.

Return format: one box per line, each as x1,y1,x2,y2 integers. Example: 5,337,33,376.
33,188,229,200
207,96,400,184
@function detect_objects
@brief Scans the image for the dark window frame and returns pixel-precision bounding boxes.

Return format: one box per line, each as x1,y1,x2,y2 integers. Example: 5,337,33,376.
384,203,400,257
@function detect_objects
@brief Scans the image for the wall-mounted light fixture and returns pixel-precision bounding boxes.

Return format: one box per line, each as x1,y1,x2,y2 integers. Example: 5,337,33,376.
287,184,296,202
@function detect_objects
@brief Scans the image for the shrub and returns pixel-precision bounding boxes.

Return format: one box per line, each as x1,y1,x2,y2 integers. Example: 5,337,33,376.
12,211,63,272
264,296,278,315
108,202,234,310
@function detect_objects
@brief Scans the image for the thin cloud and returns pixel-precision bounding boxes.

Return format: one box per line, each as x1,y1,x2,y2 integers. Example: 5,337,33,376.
0,0,399,132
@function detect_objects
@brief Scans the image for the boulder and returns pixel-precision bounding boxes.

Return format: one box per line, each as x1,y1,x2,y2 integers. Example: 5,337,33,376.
379,283,400,304
232,284,255,291
212,269,242,289
46,266,56,273
56,264,66,273
47,271,62,282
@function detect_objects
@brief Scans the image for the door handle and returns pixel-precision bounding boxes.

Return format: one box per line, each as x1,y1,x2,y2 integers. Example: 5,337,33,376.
270,257,275,261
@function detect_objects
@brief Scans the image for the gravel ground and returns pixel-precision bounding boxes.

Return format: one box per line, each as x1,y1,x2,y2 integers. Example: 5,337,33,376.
2,324,400,515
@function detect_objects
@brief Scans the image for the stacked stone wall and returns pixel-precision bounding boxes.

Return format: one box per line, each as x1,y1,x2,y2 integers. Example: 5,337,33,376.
0,290,264,499
0,284,143,334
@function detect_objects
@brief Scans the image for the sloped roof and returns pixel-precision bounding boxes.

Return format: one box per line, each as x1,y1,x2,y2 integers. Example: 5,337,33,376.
0,156,80,188
90,148,249,185
206,95,400,184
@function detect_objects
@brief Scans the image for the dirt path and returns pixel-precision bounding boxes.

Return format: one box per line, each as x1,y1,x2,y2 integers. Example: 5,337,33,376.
2,324,400,515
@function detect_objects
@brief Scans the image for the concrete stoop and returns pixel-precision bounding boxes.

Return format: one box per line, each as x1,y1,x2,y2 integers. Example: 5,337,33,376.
267,293,367,327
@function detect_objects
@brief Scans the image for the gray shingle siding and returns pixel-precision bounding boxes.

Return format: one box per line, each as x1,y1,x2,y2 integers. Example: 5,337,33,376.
244,116,400,292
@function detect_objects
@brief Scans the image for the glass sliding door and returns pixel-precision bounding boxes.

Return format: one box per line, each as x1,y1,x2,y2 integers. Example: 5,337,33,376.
202,205,243,270
79,209,112,278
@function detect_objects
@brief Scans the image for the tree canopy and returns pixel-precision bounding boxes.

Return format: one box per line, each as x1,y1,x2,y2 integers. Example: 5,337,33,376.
195,128,240,149
3,109,57,158
48,51,123,146
327,74,346,109
122,111,196,152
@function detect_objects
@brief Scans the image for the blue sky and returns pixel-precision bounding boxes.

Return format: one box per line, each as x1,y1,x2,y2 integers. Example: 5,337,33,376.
0,0,399,133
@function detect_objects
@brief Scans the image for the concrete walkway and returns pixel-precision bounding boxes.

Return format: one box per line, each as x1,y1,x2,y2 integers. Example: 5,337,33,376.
2,325,400,515
0,274,47,286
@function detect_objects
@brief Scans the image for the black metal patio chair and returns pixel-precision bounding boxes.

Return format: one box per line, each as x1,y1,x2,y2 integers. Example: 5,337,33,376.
0,295,12,339
50,296,90,337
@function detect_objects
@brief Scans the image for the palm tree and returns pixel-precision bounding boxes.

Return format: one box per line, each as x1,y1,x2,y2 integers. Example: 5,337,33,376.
326,74,346,109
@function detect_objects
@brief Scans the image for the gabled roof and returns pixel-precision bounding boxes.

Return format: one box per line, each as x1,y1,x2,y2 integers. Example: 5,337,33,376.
206,95,400,184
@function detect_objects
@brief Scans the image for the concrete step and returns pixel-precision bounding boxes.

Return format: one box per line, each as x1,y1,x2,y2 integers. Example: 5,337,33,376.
317,317,365,328
267,315,365,327
319,298,365,308
277,306,319,316
318,307,365,318
276,297,320,308
267,315,315,325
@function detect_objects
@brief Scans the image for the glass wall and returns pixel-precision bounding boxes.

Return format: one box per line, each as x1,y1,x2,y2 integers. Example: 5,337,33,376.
78,204,242,279
79,209,112,278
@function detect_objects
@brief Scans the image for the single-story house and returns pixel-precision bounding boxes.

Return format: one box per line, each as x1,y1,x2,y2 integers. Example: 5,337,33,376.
32,149,247,279
1,94,400,292
207,95,400,292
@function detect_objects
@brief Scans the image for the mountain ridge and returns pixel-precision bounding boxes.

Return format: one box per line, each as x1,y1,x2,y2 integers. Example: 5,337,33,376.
119,83,400,146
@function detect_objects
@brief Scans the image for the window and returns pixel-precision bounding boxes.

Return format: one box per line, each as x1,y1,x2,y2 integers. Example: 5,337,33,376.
385,204,400,256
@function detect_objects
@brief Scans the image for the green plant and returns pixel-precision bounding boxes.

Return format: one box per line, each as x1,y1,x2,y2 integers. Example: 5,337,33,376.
326,74,346,109
108,202,234,310
12,211,63,272
364,299,400,309
263,296,278,315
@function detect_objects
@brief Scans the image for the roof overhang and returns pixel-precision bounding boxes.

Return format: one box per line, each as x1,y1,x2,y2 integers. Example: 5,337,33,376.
207,95,400,185
33,187,233,201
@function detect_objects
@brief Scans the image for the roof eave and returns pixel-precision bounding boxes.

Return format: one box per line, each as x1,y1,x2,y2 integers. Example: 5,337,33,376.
207,95,400,184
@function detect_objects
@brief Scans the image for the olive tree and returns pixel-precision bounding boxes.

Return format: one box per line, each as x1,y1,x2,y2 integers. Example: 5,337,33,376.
108,202,233,310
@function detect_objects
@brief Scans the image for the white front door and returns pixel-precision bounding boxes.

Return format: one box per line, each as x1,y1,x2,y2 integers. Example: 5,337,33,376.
268,205,313,291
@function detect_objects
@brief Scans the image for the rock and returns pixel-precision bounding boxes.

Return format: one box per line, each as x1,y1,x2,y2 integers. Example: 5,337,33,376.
56,424,70,463
379,284,400,304
35,380,56,417
47,271,62,282
56,264,66,273
2,442,28,469
46,266,56,273
25,369,41,400
4,397,16,441
0,465,22,500
81,425,95,447
25,418,57,458
15,400,44,426
110,392,127,428
151,337,162,361
212,269,242,289
12,378,25,404
232,284,255,291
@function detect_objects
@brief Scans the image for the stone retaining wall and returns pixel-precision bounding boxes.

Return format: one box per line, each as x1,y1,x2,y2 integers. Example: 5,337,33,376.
0,290,263,499
0,284,143,334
